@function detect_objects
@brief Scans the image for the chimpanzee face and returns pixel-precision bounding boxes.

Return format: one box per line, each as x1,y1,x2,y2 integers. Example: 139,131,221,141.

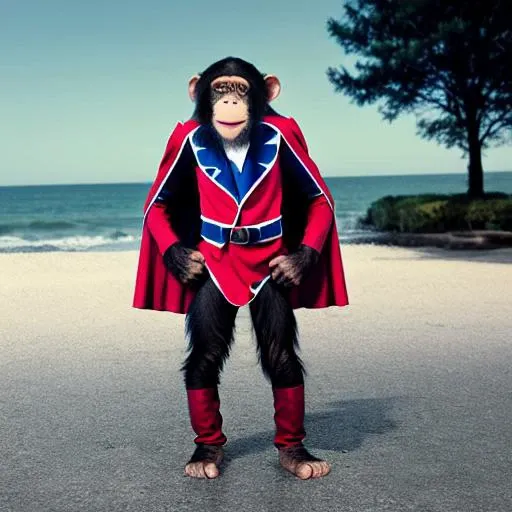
188,57,281,147
210,75,251,142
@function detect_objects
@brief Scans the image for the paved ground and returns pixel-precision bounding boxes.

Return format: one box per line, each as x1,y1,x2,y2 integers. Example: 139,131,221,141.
1,247,511,511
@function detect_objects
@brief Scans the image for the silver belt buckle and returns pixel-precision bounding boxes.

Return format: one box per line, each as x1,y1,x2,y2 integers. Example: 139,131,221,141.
231,227,250,244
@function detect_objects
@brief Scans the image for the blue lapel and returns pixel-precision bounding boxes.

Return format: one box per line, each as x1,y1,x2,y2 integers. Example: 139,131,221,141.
190,123,280,206
189,126,239,203
231,123,280,205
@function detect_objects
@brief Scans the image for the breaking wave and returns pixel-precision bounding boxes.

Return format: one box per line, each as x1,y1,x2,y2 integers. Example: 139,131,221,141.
0,232,140,253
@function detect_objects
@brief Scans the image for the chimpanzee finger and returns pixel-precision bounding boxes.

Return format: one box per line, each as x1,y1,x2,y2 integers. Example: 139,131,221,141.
279,259,293,272
271,265,284,281
191,269,207,281
189,250,205,264
188,269,207,282
276,270,293,286
283,269,301,287
284,276,298,287
269,255,287,269
283,271,298,286
274,264,291,283
184,272,204,283
188,261,205,274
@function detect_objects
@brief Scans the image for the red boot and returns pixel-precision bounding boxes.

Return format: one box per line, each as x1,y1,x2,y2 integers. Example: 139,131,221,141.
273,384,306,448
186,388,227,446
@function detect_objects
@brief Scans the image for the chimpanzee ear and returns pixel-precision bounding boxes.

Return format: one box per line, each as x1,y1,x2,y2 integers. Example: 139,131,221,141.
264,75,281,102
188,75,201,101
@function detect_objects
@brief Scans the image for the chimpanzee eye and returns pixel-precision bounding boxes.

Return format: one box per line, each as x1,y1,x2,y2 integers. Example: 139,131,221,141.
236,83,249,96
213,82,230,94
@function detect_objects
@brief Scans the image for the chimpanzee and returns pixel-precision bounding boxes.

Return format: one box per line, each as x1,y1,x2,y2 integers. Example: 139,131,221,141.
133,57,349,479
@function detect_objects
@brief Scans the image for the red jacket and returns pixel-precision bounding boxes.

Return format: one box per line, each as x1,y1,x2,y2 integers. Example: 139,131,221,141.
132,115,349,313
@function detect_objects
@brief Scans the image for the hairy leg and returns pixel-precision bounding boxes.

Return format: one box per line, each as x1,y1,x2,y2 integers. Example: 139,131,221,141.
182,278,238,478
249,280,305,388
250,281,330,479
183,278,238,389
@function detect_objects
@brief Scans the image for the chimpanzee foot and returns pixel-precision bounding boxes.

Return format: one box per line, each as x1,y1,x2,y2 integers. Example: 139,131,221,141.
184,444,224,479
279,445,331,479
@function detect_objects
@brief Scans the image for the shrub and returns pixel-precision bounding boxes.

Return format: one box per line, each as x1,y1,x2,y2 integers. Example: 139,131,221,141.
360,193,512,233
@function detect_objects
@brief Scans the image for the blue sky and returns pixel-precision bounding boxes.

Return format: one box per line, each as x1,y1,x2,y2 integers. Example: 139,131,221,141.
1,0,510,186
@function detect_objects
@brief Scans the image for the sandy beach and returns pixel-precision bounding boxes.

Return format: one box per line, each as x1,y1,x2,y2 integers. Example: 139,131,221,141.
1,245,511,512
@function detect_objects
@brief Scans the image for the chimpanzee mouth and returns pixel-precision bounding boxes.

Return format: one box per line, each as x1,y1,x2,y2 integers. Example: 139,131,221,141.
216,120,246,127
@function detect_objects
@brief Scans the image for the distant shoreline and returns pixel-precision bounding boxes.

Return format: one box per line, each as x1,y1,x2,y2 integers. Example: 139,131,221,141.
1,170,512,189
346,230,512,251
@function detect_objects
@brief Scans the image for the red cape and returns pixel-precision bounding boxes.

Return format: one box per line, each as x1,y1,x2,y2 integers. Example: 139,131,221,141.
132,115,349,313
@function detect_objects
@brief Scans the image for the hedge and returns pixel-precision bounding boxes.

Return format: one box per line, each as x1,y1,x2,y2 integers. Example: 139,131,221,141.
359,192,512,233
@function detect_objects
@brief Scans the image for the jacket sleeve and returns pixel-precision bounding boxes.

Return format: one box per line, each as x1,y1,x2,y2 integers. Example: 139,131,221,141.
301,194,333,254
284,117,334,254
146,199,179,256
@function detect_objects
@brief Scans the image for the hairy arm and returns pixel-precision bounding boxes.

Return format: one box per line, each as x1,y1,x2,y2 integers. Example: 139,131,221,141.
146,199,206,284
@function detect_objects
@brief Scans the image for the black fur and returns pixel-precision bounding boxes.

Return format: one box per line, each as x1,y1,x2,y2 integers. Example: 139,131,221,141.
187,443,223,464
279,445,323,462
162,242,190,281
182,278,305,390
159,143,202,248
279,155,311,252
249,280,306,388
182,278,238,389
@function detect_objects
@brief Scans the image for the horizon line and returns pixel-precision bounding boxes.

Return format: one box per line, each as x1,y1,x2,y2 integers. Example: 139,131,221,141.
0,169,511,188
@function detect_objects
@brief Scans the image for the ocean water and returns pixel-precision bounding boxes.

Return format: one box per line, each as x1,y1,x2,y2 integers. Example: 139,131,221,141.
0,172,511,253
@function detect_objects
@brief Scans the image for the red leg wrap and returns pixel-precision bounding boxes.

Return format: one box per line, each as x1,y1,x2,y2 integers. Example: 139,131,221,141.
186,388,227,446
273,384,306,448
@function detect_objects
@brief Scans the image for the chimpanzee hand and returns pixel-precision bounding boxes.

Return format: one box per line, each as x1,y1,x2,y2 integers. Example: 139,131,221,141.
269,245,320,287
163,241,207,284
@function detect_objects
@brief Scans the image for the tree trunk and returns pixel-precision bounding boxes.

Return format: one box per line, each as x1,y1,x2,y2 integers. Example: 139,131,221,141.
467,123,484,198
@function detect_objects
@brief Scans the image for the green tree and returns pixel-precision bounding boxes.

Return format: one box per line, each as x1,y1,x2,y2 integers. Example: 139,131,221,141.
327,0,512,197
